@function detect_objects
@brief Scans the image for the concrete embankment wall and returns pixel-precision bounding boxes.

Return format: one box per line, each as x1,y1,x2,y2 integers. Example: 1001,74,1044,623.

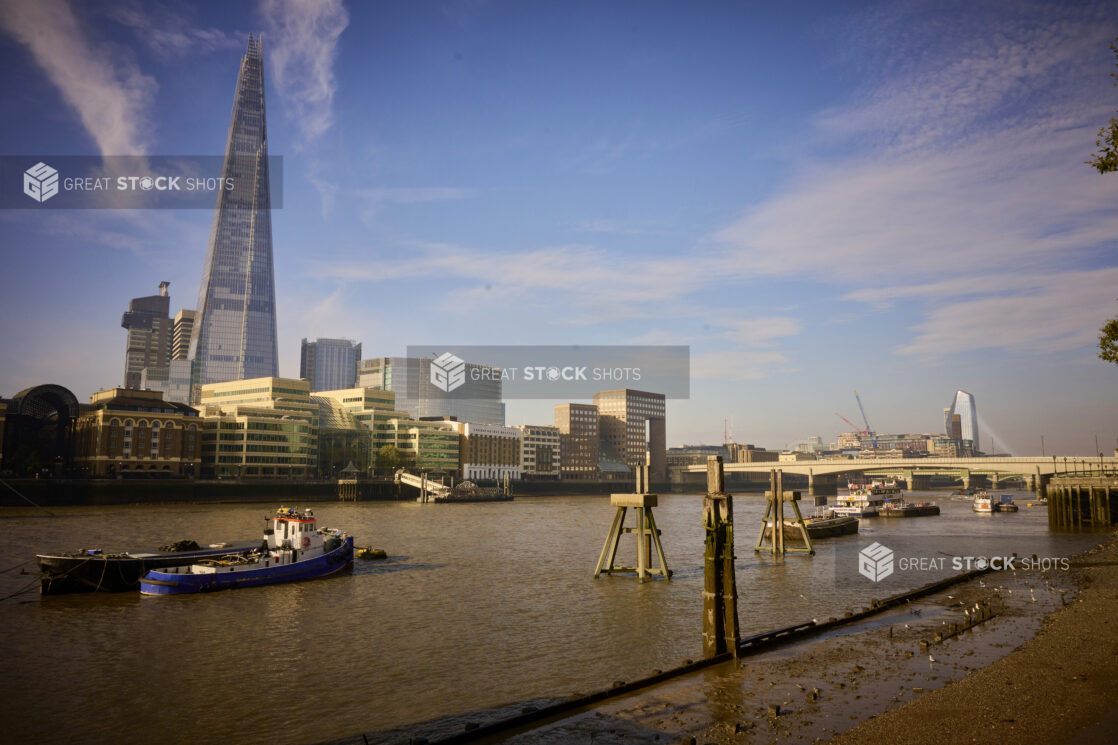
0,478,401,507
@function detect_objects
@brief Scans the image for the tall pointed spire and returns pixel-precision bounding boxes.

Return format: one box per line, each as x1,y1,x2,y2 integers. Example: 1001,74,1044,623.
190,34,278,395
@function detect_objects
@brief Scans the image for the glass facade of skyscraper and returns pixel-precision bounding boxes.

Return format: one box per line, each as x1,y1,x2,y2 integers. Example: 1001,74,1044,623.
356,357,504,425
121,282,171,389
948,389,979,453
300,338,361,392
190,35,278,392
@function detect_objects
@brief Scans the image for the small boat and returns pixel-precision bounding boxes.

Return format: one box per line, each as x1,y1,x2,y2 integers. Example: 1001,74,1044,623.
995,495,1019,513
972,491,994,513
140,508,353,595
951,488,973,496
37,539,258,595
357,547,387,560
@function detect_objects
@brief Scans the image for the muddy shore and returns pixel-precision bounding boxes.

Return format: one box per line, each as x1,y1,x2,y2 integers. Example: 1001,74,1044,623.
478,530,1118,745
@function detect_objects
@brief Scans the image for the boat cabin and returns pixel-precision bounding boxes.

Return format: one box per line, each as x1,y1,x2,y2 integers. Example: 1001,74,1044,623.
265,508,323,554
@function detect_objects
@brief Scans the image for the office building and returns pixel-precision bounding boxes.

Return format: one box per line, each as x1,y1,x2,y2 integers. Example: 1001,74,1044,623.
140,359,194,405
301,338,361,392
73,388,201,477
121,281,171,389
312,388,459,475
357,356,503,425
449,421,521,481
197,377,318,479
555,403,599,479
593,389,667,479
726,442,780,463
947,390,979,452
171,309,196,361
190,35,279,390
513,424,560,479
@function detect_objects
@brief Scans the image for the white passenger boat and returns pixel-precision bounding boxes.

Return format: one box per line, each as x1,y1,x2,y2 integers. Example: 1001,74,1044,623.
972,491,994,513
834,481,898,517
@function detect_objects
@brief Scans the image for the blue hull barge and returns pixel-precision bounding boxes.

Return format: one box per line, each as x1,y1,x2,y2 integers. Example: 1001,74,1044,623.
140,508,354,595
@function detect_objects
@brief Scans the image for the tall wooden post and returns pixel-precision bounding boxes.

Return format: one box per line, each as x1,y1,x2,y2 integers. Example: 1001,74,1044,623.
703,456,740,658
774,469,785,555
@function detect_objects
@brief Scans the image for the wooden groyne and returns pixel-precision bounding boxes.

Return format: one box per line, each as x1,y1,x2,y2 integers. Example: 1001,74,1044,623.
1047,477,1118,529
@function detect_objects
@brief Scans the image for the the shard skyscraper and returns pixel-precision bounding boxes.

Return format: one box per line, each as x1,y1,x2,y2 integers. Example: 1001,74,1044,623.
190,34,278,394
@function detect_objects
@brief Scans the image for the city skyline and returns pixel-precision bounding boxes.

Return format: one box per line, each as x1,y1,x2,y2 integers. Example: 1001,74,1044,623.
1,1,1116,455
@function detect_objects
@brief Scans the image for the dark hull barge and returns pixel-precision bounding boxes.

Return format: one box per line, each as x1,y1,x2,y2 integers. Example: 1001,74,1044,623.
37,542,259,595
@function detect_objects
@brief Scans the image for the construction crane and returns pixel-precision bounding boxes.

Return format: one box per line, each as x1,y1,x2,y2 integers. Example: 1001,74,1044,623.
834,412,862,432
854,390,878,450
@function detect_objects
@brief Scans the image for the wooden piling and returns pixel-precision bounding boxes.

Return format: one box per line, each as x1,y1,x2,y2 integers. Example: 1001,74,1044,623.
703,456,740,658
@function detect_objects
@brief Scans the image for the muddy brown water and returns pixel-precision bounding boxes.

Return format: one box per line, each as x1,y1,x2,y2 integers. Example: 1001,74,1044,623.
0,492,1098,744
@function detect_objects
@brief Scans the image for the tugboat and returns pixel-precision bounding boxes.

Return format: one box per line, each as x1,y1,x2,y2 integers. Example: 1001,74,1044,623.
140,508,353,595
37,539,259,595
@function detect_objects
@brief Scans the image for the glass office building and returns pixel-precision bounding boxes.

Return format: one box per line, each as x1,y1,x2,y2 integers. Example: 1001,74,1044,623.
947,390,979,453
300,338,361,392
190,35,278,392
357,357,504,425
121,282,171,389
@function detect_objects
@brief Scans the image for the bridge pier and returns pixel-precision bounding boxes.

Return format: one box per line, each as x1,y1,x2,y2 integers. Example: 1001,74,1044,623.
960,471,971,490
807,471,837,497
909,473,932,491
991,472,1000,489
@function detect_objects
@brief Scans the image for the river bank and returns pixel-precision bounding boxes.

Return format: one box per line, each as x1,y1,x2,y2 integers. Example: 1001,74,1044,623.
830,530,1118,745
409,528,1116,745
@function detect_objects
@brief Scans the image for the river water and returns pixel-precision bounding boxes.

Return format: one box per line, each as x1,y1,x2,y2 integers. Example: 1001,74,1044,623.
0,490,1099,745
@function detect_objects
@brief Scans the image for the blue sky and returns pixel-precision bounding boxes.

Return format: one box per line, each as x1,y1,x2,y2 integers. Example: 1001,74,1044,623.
1,0,1116,455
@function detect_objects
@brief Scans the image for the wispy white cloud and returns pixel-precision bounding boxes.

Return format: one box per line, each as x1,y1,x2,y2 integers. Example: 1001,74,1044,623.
712,3,1118,364
314,240,725,324
359,187,477,205
715,125,1118,283
571,219,670,236
0,0,156,154
260,0,349,142
106,2,244,58
894,267,1118,357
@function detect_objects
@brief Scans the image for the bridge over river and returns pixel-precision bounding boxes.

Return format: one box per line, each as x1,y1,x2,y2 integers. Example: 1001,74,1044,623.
682,455,1118,495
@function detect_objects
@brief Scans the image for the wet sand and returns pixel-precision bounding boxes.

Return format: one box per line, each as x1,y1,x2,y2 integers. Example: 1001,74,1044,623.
489,531,1117,745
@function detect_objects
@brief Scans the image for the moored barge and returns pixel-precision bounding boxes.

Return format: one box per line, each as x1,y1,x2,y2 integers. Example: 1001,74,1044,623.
37,539,258,595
